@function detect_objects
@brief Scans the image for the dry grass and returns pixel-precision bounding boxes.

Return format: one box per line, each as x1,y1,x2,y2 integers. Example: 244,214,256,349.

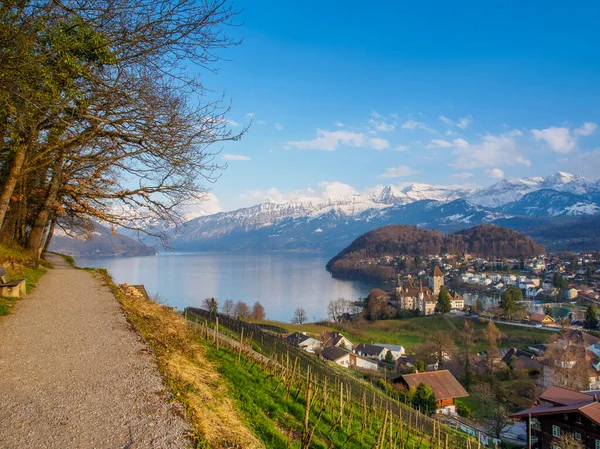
101,273,263,449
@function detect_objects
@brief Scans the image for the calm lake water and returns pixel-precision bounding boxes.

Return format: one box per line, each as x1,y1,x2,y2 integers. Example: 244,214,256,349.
75,252,381,322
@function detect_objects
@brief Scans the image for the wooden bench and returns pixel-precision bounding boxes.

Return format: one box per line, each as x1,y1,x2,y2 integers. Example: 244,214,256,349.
0,268,26,298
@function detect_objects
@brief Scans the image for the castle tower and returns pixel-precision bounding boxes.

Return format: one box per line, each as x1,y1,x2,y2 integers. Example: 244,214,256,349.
429,266,444,296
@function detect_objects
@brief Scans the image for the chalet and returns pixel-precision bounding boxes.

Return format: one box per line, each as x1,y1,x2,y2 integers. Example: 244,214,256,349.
392,370,469,415
511,386,600,449
285,332,320,353
529,313,555,326
355,343,389,361
322,331,354,351
322,346,378,370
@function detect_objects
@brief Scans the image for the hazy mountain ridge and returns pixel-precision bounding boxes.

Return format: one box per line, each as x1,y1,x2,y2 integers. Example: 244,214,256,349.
50,223,158,257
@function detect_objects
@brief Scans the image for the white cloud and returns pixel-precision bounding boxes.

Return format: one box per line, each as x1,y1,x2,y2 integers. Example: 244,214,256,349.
452,130,531,168
287,129,389,151
484,168,504,179
256,120,267,125
227,120,240,127
369,119,396,132
574,122,598,136
429,138,469,149
223,154,251,161
439,115,454,126
334,121,344,127
370,111,384,119
183,193,223,219
395,145,409,152
430,139,453,148
438,114,472,129
274,122,284,130
378,165,417,178
452,172,474,180
401,120,435,133
531,126,576,153
369,137,390,150
245,112,255,119
239,181,359,205
457,115,473,130
564,148,600,180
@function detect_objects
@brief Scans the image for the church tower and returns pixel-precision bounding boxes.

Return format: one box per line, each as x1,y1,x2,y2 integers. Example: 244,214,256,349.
429,266,444,296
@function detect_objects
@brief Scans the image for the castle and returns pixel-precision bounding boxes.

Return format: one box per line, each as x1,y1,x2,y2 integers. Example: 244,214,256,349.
395,266,464,315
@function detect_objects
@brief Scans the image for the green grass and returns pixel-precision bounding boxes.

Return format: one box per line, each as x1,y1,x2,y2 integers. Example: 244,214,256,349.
255,315,552,354
205,343,433,449
0,244,49,318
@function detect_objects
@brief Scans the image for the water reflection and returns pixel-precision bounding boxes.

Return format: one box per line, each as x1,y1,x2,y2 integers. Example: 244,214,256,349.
75,252,380,322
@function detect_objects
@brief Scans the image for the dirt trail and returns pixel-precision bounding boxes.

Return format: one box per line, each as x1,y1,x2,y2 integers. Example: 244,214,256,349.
0,254,190,448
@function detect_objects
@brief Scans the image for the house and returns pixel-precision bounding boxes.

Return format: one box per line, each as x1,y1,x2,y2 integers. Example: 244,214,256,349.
352,353,379,370
355,343,389,361
392,370,469,415
321,346,351,367
322,332,354,352
285,332,320,353
322,346,378,370
529,313,555,326
499,347,536,365
511,386,600,449
373,343,405,360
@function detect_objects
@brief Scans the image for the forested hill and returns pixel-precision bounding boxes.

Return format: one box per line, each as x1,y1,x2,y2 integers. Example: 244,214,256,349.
326,224,546,280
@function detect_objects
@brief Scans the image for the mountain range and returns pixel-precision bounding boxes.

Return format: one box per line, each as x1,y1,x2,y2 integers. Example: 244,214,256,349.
51,171,600,255
167,172,600,253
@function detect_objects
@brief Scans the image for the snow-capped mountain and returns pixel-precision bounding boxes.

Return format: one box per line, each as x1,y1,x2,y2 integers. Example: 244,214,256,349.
166,172,600,253
467,171,600,208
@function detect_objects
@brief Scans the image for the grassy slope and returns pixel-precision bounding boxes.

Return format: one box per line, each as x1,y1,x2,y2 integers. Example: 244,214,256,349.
259,315,551,353
99,270,264,449
0,245,48,316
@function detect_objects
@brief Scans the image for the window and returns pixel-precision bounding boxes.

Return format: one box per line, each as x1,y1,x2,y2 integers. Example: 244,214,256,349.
596,439,600,449
552,425,560,437
574,432,581,441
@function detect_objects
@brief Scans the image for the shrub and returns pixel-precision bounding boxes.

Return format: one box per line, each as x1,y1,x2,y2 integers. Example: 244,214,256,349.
456,403,472,418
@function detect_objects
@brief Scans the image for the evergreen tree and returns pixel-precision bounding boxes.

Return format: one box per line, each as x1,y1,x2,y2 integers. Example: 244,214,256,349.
435,285,452,314
464,353,473,389
411,383,437,416
472,298,484,314
500,286,523,319
584,305,598,330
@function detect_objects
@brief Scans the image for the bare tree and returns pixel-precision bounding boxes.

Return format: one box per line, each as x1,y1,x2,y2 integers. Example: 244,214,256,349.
291,308,308,325
221,299,234,317
232,301,250,319
250,301,266,321
416,330,458,369
555,432,585,449
327,297,352,323
483,320,502,373
545,342,589,391
0,0,244,256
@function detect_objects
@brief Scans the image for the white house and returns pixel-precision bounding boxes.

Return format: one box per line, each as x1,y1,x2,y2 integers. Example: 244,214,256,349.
355,343,389,361
322,346,351,367
373,344,405,360
286,332,320,353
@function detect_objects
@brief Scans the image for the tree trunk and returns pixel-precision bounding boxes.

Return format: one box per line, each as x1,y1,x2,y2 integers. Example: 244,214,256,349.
27,155,64,257
41,214,57,257
0,145,27,232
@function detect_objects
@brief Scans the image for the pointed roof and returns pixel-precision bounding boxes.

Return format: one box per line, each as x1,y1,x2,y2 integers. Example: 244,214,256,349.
400,370,469,400
433,266,444,277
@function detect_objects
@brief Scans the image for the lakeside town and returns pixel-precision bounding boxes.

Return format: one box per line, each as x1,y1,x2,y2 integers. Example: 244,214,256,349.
276,251,600,447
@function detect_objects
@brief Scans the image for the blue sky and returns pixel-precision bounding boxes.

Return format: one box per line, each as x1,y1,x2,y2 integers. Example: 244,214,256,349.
189,1,600,215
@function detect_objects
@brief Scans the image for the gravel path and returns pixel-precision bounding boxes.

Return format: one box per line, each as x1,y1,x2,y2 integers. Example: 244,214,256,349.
0,254,190,449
